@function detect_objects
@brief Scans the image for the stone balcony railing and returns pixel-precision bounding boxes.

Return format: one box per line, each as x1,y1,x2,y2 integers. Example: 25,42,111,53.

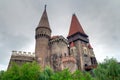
61,56,76,63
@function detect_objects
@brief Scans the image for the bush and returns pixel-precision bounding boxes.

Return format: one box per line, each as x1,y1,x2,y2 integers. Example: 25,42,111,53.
94,58,120,80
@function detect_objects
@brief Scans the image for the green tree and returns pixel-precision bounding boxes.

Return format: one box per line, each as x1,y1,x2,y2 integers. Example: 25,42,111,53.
50,69,93,80
94,58,120,80
50,69,72,80
2,63,20,80
39,66,53,80
2,61,40,80
20,62,40,80
0,70,4,80
72,70,93,80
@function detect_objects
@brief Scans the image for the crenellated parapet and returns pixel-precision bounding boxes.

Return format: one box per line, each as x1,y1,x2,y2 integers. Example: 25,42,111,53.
12,50,35,57
50,35,68,45
35,31,50,39
7,51,35,70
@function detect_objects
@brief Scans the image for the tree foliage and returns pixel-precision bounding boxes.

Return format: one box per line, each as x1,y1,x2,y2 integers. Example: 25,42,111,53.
0,70,4,80
50,69,93,80
0,63,92,80
39,66,53,80
1,62,40,80
94,58,120,80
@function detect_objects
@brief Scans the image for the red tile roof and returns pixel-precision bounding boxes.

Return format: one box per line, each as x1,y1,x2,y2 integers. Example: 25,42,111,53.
68,14,87,37
88,44,93,49
70,42,75,47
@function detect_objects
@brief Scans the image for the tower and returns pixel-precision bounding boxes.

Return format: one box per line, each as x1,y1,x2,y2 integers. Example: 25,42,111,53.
35,6,51,68
49,36,69,71
67,14,97,71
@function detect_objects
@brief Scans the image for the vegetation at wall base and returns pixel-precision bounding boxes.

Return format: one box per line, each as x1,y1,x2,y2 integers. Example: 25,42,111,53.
0,58,120,80
94,57,120,80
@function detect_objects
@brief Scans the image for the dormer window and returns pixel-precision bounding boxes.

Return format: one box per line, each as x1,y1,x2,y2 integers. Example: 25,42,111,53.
85,64,88,67
84,54,88,57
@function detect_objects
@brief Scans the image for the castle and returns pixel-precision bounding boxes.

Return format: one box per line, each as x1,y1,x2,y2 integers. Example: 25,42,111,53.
8,6,97,72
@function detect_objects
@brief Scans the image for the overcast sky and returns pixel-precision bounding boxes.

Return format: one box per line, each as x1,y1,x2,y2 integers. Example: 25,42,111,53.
0,0,120,70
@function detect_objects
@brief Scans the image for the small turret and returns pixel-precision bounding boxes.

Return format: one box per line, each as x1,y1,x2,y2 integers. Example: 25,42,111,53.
35,5,52,68
67,14,97,71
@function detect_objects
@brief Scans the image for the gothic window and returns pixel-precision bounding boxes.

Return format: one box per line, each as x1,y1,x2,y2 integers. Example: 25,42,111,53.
60,54,62,58
84,64,88,67
84,54,88,57
70,49,73,55
91,57,96,65
68,51,71,56
71,49,73,53
83,47,88,55
52,54,57,61
64,53,66,57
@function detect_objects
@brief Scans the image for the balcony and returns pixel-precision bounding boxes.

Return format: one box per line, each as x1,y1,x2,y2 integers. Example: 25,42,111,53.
61,56,76,63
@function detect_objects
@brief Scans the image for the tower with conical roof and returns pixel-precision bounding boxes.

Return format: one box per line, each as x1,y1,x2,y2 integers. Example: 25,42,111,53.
35,5,51,68
67,14,97,71
8,6,97,72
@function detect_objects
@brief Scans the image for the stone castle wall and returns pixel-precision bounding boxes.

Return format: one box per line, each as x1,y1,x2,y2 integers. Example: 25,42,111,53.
8,51,35,69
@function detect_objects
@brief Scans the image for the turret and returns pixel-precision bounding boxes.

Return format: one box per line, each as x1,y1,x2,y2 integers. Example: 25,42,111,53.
49,35,68,71
67,14,97,71
35,5,51,68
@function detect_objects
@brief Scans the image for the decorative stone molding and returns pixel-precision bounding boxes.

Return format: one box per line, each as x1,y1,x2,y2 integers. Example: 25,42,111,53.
62,56,76,63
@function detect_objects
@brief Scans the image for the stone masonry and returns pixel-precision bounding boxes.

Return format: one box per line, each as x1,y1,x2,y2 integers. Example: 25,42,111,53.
8,6,97,72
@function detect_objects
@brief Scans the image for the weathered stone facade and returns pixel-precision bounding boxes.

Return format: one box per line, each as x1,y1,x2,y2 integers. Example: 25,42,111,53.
8,51,35,69
8,6,97,72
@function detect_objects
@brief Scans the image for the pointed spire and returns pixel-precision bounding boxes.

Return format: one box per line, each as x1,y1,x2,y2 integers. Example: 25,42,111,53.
70,42,75,47
45,4,47,10
37,5,51,31
68,14,87,37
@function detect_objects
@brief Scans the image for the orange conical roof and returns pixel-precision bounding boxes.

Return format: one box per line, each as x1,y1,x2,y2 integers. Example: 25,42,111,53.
88,43,93,49
70,42,75,47
37,5,51,30
68,14,87,37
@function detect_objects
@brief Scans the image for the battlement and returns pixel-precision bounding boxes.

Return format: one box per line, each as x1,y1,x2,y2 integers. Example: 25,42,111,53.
50,35,68,44
12,50,35,57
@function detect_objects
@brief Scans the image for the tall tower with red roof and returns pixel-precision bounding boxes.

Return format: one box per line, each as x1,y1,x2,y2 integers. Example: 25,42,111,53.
67,14,97,71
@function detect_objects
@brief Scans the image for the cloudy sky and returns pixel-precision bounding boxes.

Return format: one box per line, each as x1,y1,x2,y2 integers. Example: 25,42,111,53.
0,0,120,70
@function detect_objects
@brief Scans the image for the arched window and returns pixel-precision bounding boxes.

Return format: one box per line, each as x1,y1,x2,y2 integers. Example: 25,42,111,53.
64,53,66,57
83,47,88,54
85,64,88,67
